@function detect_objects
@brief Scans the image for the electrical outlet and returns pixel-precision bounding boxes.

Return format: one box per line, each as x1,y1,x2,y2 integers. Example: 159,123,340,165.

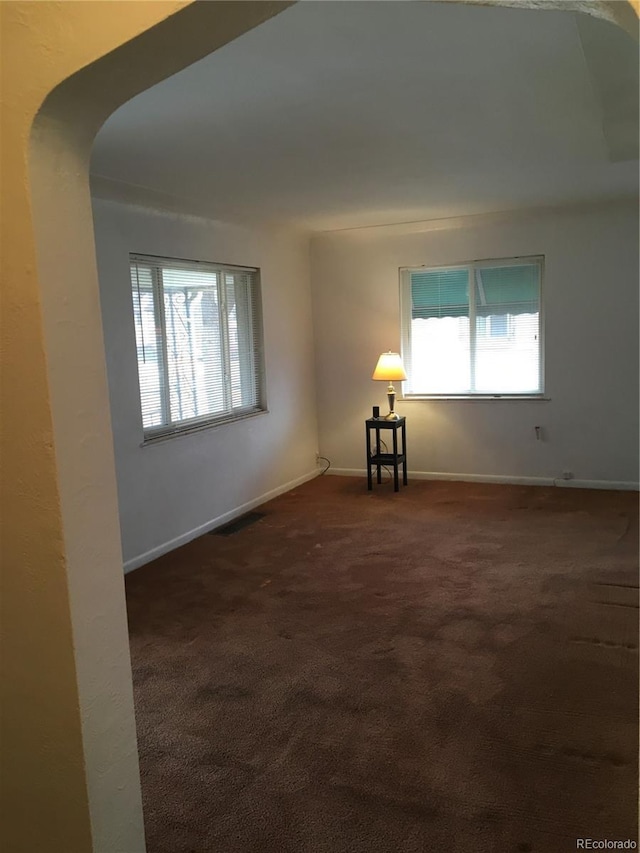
562,470,573,480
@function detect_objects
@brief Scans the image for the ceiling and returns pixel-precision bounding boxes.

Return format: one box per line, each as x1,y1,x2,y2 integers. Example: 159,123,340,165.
90,1,638,232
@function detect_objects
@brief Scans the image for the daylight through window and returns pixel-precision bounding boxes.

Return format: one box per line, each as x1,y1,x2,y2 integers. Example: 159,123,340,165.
130,254,265,438
400,257,543,397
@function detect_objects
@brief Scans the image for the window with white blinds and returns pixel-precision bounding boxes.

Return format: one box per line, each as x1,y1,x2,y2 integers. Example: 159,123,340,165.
400,256,543,397
130,254,266,439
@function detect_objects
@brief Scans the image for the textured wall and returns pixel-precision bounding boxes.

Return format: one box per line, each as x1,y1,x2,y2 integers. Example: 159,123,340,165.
453,0,638,38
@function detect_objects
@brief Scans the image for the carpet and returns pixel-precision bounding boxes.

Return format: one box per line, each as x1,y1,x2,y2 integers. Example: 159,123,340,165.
125,476,638,853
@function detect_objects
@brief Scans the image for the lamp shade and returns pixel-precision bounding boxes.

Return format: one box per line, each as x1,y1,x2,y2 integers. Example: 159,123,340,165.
372,351,407,381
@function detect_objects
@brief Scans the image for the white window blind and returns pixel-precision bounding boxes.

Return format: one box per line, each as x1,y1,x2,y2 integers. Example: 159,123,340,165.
400,256,543,397
130,254,266,438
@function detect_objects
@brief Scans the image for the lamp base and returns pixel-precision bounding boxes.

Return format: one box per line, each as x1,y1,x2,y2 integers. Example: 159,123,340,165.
385,386,400,420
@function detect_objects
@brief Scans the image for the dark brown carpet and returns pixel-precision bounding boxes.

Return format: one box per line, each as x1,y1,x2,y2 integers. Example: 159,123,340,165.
125,477,639,853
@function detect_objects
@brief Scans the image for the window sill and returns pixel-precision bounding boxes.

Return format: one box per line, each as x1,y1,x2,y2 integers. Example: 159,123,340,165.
401,395,550,402
140,407,268,446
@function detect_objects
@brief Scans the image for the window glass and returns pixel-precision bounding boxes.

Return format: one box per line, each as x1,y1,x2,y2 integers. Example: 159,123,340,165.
130,256,265,438
401,257,542,396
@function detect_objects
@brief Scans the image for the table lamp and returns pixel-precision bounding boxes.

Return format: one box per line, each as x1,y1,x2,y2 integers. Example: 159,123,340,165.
372,351,407,420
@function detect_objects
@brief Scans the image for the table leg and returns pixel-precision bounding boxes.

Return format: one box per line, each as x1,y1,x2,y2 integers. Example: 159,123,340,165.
402,420,408,485
375,425,382,483
365,424,372,490
392,427,399,492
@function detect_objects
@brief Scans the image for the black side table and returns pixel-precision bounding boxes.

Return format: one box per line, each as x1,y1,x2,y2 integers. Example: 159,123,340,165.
365,416,407,492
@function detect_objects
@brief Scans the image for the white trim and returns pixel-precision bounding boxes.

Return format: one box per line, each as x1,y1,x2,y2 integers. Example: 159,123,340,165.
551,478,639,491
327,468,638,491
319,198,637,238
123,468,320,573
399,396,551,402
141,407,268,446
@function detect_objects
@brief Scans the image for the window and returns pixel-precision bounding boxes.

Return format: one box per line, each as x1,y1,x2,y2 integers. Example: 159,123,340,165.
130,254,266,439
400,256,543,397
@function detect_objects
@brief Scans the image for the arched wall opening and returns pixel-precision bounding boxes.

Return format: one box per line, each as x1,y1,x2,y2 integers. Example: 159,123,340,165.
4,5,292,852
1,2,636,852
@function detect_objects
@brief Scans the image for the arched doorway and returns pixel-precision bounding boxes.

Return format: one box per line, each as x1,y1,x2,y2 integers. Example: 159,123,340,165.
1,2,636,851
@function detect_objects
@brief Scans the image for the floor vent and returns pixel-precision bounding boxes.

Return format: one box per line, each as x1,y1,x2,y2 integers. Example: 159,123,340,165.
210,511,266,536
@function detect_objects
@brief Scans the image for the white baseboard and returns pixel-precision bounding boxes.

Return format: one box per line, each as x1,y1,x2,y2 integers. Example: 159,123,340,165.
551,478,639,491
327,468,639,491
123,468,320,574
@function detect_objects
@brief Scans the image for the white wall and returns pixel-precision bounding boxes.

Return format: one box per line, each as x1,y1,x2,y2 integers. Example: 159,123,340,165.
93,198,318,569
311,200,639,488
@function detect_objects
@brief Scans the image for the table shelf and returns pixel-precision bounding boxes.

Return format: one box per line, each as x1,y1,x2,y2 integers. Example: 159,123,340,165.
369,452,406,465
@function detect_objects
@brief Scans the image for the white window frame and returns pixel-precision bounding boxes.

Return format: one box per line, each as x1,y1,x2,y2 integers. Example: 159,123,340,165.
399,255,545,400
130,253,267,442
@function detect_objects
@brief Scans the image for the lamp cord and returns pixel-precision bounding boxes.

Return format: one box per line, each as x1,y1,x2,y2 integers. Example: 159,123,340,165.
318,455,331,475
